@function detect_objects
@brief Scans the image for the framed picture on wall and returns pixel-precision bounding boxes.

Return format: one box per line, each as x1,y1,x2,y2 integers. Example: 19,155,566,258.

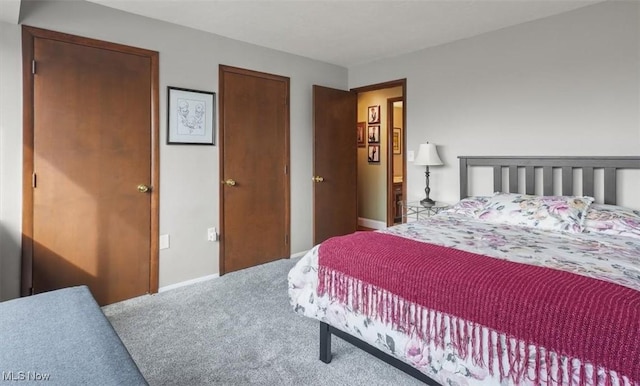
393,127,402,155
368,145,380,163
367,105,380,124
357,122,366,147
367,125,380,144
167,86,216,145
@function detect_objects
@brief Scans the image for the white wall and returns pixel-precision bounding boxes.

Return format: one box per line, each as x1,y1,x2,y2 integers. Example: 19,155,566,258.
349,1,640,208
0,21,23,300
0,0,347,300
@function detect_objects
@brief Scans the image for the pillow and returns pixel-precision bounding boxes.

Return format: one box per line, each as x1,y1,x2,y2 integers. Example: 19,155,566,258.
475,193,594,233
583,203,640,239
441,196,491,218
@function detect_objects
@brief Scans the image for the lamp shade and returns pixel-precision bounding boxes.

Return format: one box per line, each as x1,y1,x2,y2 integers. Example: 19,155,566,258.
414,143,443,166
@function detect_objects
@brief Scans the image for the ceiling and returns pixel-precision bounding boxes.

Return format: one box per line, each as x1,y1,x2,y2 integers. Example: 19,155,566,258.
5,1,605,67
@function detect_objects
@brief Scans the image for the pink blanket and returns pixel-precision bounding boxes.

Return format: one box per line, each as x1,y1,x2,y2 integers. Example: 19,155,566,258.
317,231,640,385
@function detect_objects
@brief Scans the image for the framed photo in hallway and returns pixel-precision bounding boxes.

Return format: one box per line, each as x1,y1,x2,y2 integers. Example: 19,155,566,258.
368,125,380,144
368,145,380,163
367,105,380,124
393,128,402,154
168,86,216,145
357,122,366,147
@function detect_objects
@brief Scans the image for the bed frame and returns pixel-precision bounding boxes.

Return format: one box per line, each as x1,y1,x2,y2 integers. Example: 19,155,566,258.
319,155,640,385
459,156,640,205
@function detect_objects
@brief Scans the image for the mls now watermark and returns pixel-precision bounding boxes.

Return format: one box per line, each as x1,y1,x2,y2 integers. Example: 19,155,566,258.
2,371,51,381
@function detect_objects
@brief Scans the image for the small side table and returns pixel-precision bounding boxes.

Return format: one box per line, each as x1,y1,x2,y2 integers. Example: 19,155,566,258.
401,201,450,222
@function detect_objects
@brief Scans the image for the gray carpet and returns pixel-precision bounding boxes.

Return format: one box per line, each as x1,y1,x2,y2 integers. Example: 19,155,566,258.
103,257,423,385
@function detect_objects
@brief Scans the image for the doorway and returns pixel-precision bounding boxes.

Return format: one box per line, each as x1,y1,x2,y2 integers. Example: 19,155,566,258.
22,26,160,305
352,80,406,230
219,65,290,274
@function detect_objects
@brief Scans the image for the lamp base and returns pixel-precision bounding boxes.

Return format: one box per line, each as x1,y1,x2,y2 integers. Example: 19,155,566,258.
420,198,435,207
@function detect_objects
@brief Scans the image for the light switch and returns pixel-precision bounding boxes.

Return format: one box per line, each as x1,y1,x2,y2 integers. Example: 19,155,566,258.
159,234,169,249
407,150,415,162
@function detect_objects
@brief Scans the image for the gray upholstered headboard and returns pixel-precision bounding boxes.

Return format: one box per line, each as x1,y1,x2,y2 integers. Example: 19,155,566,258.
459,156,640,205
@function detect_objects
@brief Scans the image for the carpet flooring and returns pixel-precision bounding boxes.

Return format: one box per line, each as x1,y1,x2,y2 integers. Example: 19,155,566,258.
103,257,423,385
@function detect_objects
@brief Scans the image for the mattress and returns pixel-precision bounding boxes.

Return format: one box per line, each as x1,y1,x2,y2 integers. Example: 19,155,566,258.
288,213,640,386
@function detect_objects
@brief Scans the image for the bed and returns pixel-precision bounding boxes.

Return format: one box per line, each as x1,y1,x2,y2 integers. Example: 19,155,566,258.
288,156,640,386
0,286,147,385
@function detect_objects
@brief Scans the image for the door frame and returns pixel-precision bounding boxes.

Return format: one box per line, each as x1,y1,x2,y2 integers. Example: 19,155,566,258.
21,26,160,296
218,64,291,275
386,97,404,226
351,79,406,228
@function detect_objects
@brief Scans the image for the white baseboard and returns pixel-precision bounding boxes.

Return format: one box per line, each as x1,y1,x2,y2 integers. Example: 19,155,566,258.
290,250,309,259
158,251,308,292
159,273,219,293
358,217,387,230
159,250,311,292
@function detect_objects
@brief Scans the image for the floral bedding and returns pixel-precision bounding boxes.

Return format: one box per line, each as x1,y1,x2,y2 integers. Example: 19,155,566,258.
474,193,594,234
288,213,640,386
584,204,640,239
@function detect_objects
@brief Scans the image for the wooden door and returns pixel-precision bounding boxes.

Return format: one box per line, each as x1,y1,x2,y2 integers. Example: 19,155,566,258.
219,66,290,274
313,85,357,245
22,27,159,305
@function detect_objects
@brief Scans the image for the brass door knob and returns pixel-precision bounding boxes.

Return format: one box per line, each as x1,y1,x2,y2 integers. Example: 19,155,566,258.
137,184,151,193
312,176,325,183
221,179,237,186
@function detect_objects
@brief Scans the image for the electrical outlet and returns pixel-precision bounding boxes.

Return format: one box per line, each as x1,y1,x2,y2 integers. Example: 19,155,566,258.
207,228,217,242
159,234,169,249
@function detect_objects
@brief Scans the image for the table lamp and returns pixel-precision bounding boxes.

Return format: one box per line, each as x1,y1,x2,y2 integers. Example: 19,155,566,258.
414,142,443,207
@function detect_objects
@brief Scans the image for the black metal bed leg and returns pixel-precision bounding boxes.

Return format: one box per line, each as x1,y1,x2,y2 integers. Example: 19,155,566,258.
317,321,440,385
319,321,332,363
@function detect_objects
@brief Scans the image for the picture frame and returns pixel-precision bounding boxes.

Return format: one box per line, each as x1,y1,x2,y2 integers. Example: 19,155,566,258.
357,122,366,147
367,125,380,144
368,145,380,163
367,105,380,124
167,86,216,145
393,127,402,155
